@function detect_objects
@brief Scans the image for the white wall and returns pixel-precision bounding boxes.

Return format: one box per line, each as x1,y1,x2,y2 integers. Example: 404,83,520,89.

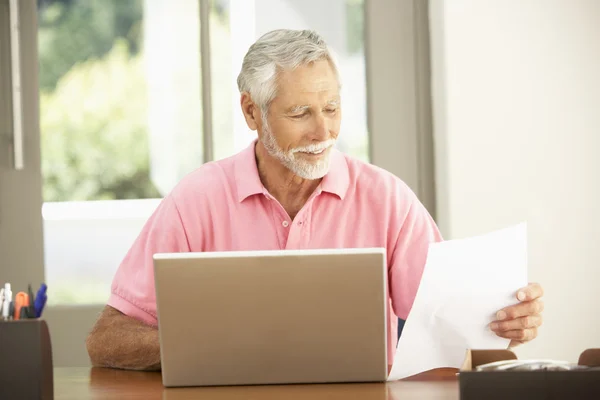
430,0,600,362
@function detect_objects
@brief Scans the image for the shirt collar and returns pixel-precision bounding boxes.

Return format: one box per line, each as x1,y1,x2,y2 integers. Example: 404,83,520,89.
234,140,350,203
319,147,350,200
235,140,266,202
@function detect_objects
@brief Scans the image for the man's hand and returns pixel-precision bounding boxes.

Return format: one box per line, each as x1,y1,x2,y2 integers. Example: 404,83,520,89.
489,282,544,347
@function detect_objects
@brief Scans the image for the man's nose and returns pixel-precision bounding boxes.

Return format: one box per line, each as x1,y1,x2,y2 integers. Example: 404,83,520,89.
311,114,329,141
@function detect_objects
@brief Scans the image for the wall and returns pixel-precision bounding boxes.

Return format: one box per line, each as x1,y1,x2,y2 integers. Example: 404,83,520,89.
0,0,45,294
429,0,600,361
366,0,437,214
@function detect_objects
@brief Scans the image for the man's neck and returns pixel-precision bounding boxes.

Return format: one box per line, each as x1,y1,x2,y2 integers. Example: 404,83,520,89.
255,141,321,219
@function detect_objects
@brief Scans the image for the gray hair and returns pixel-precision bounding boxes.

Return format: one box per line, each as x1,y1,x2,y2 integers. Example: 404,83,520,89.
237,29,340,116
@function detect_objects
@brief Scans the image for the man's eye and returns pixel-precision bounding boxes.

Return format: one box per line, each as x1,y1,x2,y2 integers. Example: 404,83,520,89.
291,113,307,119
325,108,338,114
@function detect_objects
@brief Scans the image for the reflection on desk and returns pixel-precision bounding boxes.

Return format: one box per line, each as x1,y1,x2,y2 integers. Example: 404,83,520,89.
53,367,459,400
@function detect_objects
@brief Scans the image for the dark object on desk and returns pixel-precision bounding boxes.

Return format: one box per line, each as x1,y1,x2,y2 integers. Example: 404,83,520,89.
459,348,600,400
0,319,54,400
28,284,37,317
19,305,33,319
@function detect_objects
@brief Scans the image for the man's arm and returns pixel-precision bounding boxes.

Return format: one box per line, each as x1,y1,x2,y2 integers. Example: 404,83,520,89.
86,305,161,371
388,187,443,320
86,194,191,370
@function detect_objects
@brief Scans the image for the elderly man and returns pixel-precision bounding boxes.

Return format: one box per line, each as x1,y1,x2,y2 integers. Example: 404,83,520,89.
86,29,544,371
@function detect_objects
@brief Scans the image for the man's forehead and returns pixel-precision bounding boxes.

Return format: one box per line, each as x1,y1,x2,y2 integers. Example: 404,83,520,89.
277,83,340,106
274,79,340,103
273,62,340,108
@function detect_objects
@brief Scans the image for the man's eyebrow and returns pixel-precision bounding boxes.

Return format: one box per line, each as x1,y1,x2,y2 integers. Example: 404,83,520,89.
287,105,310,114
287,99,339,113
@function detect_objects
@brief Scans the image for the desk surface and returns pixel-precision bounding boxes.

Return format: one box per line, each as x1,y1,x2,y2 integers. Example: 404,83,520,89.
54,367,459,400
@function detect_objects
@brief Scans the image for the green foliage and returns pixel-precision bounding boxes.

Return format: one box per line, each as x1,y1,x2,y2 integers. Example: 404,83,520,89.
38,0,143,91
38,0,160,202
41,40,161,202
38,0,368,203
345,0,364,54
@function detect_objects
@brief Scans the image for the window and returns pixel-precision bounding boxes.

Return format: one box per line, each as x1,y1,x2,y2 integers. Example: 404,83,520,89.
39,0,368,305
39,0,203,303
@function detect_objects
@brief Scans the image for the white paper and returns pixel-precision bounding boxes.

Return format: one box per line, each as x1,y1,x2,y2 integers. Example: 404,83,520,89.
387,223,528,381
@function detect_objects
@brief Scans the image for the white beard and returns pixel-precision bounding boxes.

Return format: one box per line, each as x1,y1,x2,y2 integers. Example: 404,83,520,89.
260,124,336,180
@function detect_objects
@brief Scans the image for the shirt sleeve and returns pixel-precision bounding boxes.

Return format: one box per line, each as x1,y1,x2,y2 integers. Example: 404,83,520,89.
388,194,443,320
108,195,191,326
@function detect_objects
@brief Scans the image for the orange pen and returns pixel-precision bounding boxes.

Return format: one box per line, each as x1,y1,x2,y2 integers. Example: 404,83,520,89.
14,292,29,320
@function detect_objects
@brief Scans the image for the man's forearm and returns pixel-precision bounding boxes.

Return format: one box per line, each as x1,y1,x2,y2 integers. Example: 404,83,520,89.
86,306,161,371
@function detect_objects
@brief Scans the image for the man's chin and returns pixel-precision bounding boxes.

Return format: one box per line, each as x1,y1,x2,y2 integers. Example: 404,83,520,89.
287,160,331,180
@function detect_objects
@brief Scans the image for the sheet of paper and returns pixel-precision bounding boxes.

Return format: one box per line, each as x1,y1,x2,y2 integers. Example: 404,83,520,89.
387,223,528,381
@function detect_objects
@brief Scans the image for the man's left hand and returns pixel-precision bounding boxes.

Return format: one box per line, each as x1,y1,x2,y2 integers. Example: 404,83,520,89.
490,282,544,347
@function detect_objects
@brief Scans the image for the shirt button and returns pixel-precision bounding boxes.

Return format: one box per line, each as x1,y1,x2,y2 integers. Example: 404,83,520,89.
282,221,289,227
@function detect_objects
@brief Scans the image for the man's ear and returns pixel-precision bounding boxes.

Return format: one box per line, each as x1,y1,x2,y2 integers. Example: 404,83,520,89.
240,92,260,131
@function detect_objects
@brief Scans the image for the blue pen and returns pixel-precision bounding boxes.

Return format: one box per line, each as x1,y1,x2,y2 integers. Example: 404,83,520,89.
34,283,47,318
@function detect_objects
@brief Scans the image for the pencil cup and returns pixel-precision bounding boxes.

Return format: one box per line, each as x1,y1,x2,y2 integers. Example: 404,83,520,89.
0,319,54,400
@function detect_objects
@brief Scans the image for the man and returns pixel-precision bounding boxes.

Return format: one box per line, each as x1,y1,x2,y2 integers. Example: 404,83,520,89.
86,29,544,371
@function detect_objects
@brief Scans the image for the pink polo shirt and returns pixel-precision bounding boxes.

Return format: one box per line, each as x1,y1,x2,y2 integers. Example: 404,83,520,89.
108,140,443,365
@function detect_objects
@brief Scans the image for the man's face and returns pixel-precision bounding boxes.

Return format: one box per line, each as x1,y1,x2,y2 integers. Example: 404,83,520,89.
259,60,341,180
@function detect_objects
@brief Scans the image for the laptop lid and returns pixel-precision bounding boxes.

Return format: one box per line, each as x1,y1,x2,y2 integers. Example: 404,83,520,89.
154,248,388,387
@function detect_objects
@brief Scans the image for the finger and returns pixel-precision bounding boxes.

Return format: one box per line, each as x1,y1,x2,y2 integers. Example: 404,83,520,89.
490,315,543,332
496,299,544,320
517,282,544,301
495,328,538,342
509,339,525,348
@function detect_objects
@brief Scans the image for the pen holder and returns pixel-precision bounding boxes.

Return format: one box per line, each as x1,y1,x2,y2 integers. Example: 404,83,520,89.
0,319,54,400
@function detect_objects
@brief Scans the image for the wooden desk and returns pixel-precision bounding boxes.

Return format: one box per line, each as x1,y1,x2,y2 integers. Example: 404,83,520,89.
54,367,459,400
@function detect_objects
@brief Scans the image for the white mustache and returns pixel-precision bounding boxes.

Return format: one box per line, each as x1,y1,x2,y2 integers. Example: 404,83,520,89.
291,139,336,154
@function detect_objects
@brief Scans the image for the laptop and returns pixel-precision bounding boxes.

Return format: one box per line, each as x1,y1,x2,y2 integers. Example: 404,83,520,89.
153,248,388,387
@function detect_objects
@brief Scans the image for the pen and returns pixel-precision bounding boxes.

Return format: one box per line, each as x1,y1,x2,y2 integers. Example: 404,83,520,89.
20,304,32,319
34,283,47,318
14,292,29,320
27,284,36,319
1,283,11,320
